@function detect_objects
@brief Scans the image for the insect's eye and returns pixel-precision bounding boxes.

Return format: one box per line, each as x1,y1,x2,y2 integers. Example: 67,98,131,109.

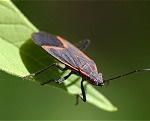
92,79,98,85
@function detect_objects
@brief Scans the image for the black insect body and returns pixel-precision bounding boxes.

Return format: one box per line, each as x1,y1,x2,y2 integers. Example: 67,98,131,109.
25,31,150,104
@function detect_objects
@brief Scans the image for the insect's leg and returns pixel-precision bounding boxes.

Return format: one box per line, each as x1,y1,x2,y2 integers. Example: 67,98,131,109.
55,72,72,84
24,63,66,78
42,72,72,85
75,79,86,105
75,39,90,52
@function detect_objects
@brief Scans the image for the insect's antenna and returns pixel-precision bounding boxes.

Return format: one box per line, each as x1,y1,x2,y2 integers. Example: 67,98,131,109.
103,68,150,84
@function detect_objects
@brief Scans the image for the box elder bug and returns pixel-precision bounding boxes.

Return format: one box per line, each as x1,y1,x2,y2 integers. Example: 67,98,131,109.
24,31,150,104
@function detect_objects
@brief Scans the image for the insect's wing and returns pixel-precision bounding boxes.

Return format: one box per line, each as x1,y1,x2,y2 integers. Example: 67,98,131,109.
31,32,98,74
32,32,79,69
32,32,64,48
75,39,90,52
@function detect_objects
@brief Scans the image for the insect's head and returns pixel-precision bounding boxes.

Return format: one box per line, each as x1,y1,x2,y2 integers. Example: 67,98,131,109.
89,71,104,86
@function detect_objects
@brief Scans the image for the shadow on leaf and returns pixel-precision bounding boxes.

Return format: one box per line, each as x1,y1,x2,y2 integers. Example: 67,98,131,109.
20,38,67,90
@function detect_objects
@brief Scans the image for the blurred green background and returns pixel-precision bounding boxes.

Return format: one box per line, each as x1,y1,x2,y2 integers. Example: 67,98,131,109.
0,1,150,119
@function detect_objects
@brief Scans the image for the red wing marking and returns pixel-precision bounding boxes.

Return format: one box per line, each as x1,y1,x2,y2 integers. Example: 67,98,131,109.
42,45,65,50
56,36,68,48
41,35,68,50
79,69,90,78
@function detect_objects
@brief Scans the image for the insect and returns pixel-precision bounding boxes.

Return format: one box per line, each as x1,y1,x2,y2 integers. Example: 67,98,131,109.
25,31,150,104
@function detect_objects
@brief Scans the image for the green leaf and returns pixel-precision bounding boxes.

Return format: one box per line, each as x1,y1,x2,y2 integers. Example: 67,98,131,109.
0,0,117,111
